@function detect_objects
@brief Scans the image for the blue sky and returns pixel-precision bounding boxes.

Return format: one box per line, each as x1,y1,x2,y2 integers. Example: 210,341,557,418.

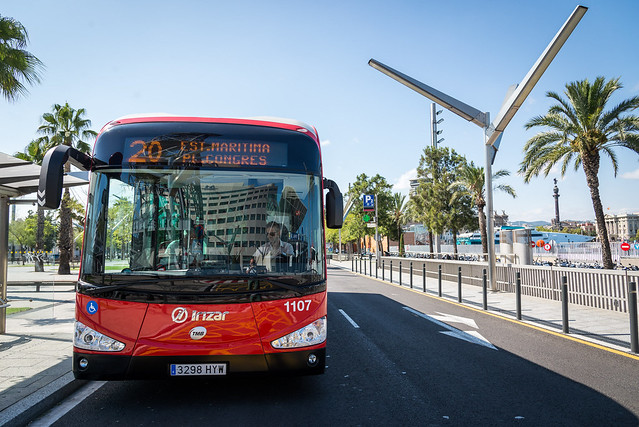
2,0,638,222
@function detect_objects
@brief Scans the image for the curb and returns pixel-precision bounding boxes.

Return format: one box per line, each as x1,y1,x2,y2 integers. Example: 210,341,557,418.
0,372,85,427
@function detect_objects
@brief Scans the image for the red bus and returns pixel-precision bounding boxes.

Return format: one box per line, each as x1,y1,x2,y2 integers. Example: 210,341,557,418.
38,116,343,379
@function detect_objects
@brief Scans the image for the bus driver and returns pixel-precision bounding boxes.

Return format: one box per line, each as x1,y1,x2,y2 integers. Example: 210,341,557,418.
254,221,294,270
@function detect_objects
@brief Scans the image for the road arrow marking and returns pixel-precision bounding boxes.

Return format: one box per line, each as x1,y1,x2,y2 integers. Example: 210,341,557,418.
403,307,497,351
431,312,478,329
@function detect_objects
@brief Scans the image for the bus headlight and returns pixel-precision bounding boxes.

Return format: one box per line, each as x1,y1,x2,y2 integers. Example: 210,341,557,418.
74,321,125,352
271,317,326,349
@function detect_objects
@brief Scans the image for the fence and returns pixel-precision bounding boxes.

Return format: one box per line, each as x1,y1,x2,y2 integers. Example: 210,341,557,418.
533,241,639,264
401,241,639,263
348,255,639,314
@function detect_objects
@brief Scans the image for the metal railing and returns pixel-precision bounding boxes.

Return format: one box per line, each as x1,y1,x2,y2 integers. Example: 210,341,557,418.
350,256,639,314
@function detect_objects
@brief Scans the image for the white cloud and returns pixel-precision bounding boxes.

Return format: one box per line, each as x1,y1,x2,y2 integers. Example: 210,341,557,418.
320,139,331,147
621,168,639,179
392,168,417,193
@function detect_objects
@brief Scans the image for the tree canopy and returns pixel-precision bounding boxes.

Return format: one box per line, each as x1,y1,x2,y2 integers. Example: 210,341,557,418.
520,76,639,269
0,15,43,102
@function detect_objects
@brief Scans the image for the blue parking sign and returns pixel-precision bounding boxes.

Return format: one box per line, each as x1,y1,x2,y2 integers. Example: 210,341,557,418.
363,194,375,211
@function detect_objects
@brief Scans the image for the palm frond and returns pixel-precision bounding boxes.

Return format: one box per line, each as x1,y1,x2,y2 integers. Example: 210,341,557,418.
600,146,619,177
599,96,639,130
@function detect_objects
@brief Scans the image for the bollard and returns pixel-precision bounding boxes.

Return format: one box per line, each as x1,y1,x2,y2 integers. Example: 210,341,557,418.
375,258,378,279
352,257,354,272
562,276,569,334
390,260,393,284
369,256,372,277
382,260,385,281
438,265,442,297
399,261,402,287
629,281,638,353
423,264,426,293
516,272,522,320
482,269,487,310
410,262,413,289
364,257,367,276
458,266,462,302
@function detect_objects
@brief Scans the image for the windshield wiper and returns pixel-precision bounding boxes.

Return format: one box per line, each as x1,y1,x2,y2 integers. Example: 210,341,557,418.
259,278,302,294
80,276,199,294
253,277,326,295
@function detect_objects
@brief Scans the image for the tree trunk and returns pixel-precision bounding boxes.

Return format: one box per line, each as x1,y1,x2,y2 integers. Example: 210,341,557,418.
58,189,72,274
428,231,434,255
452,229,458,258
582,153,614,269
35,206,45,272
478,203,488,261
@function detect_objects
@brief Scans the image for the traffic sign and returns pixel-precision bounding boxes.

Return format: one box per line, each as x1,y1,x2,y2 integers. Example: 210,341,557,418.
366,223,377,228
621,242,631,251
634,243,639,250
543,243,552,251
363,214,371,222
363,194,375,211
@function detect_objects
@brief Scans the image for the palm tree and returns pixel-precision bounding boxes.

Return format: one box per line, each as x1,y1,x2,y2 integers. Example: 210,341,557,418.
15,137,51,272
450,162,516,259
389,193,408,256
519,77,639,269
38,103,96,274
0,15,43,101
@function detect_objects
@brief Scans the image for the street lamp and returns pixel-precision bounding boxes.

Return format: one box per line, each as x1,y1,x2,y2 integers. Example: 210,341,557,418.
368,5,587,290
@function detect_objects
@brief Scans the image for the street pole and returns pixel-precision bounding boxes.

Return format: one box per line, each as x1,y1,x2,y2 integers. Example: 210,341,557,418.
375,193,380,265
430,103,441,255
484,114,497,291
0,195,9,334
430,103,438,148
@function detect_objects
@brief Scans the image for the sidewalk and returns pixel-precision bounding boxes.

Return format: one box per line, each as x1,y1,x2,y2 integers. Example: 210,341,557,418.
330,259,637,353
0,265,81,427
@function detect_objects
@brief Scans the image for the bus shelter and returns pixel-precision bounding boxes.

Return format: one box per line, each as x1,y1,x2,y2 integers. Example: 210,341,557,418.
0,152,87,333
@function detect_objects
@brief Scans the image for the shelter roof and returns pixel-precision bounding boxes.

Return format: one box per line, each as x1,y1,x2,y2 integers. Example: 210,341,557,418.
0,152,88,198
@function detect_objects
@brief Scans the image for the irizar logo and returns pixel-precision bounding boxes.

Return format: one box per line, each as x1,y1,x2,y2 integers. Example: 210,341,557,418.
171,307,230,324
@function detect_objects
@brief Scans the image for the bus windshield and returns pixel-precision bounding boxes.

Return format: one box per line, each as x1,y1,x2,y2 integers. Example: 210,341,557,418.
81,167,324,286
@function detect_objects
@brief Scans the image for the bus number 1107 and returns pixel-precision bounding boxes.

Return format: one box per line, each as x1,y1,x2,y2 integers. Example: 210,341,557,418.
285,300,311,313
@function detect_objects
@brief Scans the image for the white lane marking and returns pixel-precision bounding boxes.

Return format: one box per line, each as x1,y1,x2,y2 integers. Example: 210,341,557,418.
30,381,107,427
403,307,497,350
431,312,478,329
339,309,360,328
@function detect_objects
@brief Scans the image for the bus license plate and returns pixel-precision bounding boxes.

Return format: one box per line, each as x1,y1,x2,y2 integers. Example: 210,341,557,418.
170,363,227,376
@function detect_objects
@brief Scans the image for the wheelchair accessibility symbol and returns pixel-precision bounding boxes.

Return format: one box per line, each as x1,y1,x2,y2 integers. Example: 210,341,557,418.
86,301,98,315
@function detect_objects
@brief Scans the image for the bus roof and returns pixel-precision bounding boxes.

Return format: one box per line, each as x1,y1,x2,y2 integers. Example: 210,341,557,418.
100,114,319,144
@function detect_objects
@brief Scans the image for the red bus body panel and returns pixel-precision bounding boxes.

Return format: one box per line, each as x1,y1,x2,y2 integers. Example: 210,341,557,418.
74,292,327,378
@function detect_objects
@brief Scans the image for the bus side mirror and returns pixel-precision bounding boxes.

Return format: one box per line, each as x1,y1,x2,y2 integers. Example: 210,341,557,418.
323,178,343,229
38,145,92,209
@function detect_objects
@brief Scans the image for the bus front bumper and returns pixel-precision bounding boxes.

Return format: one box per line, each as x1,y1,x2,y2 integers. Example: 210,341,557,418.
72,348,326,380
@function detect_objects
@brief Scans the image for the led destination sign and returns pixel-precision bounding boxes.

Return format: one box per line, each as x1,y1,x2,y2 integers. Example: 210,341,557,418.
125,137,288,167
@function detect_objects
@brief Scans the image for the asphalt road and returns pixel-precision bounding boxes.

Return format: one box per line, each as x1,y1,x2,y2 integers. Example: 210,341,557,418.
38,266,639,426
